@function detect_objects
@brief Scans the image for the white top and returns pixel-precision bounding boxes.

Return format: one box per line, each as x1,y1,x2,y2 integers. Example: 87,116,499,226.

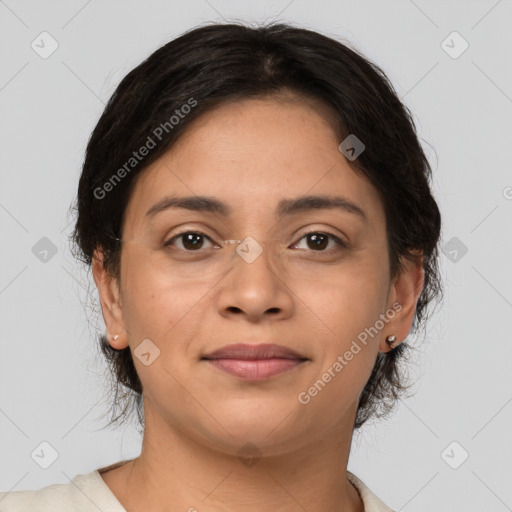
0,467,394,512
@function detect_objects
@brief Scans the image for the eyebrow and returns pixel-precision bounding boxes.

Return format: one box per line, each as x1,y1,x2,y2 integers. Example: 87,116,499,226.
145,194,368,222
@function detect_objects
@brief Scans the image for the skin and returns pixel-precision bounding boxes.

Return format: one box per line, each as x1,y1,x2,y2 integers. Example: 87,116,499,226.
92,94,424,512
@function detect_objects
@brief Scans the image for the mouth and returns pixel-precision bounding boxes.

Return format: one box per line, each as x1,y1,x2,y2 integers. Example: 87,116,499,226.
201,343,309,381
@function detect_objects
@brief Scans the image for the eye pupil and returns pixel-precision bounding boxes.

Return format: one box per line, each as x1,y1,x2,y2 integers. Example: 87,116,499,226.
183,232,204,250
308,233,328,250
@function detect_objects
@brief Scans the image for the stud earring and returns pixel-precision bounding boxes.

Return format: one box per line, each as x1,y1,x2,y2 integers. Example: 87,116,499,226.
113,334,119,341
385,335,397,347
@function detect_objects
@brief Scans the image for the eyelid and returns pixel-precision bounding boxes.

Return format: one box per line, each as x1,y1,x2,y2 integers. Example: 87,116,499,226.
163,223,221,244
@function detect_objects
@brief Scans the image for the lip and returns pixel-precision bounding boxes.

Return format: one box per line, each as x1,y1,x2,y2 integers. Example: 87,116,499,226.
201,343,309,381
202,343,306,360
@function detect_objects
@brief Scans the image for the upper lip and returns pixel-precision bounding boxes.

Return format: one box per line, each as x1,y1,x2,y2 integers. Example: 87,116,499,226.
202,343,307,360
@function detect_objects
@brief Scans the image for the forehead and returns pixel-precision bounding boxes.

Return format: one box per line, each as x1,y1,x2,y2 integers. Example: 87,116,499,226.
122,97,385,232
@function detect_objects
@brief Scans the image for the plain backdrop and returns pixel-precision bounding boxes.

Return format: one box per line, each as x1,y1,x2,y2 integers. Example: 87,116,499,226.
1,1,511,510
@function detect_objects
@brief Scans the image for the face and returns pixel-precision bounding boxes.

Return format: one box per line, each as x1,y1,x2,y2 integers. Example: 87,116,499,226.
94,95,422,458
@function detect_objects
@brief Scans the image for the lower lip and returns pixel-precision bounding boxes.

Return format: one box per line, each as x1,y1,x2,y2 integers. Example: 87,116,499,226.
204,358,306,380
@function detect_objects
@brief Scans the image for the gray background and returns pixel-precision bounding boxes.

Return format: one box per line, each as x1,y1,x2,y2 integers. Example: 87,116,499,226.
1,0,511,510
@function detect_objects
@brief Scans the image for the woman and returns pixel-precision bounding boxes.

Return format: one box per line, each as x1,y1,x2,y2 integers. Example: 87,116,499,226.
0,21,442,511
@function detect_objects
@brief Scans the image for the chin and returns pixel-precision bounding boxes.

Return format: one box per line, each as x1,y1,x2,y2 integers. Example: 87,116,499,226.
194,408,308,454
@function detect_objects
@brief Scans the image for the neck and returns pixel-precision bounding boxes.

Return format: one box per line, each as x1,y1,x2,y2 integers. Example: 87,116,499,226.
102,403,364,512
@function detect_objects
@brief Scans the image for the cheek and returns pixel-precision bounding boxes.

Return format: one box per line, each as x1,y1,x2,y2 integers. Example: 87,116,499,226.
296,252,389,398
303,252,389,333
297,274,385,416
120,252,213,342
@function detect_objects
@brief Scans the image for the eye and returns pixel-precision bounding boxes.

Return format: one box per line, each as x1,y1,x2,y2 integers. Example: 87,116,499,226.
164,231,217,251
163,230,346,254
292,231,347,252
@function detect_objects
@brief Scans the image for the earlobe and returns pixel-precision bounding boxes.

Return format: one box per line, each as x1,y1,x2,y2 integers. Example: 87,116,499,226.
380,251,425,353
92,248,129,350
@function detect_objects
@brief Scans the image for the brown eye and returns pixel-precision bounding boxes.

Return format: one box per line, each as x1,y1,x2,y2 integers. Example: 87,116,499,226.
164,231,215,251
306,233,329,250
293,231,346,252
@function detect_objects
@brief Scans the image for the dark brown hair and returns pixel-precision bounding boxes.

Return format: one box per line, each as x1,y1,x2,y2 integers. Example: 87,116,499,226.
71,21,442,431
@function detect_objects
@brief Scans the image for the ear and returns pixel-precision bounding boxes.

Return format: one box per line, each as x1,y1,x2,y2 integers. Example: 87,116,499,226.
92,248,129,350
379,250,425,353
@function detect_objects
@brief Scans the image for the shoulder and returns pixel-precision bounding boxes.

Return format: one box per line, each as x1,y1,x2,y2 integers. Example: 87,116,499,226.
0,480,76,512
0,470,125,512
347,471,396,512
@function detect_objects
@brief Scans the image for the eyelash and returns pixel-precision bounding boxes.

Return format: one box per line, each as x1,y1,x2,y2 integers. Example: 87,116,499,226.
163,230,347,253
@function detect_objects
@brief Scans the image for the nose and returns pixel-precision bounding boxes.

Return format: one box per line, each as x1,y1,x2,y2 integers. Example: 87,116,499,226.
217,237,294,322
